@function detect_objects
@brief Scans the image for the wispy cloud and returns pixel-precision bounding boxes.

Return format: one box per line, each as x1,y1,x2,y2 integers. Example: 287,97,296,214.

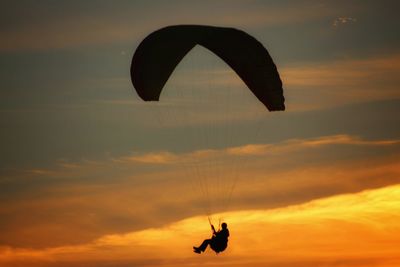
120,151,179,164
281,54,400,110
295,134,400,147
332,16,357,27
127,135,400,163
0,1,349,51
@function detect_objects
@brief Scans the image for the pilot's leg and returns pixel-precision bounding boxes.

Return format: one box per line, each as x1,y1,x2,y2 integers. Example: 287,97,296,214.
198,239,212,252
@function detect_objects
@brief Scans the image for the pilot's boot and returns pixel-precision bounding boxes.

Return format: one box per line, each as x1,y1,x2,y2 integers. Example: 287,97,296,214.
193,246,201,254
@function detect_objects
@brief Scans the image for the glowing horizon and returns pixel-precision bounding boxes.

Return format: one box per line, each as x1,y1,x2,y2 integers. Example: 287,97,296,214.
1,184,399,266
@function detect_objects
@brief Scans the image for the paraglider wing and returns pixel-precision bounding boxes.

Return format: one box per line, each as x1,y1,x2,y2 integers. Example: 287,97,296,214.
131,25,285,111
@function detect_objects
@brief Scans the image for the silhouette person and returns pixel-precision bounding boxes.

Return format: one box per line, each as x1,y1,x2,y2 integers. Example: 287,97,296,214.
193,222,229,254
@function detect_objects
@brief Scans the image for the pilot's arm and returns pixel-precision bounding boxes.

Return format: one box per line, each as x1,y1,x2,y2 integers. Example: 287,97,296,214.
211,224,217,235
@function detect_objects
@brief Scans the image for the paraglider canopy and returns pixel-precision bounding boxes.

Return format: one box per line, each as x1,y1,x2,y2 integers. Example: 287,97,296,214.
130,25,286,230
131,25,285,111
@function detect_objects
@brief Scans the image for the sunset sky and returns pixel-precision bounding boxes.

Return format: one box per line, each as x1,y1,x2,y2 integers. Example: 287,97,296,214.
1,1,400,266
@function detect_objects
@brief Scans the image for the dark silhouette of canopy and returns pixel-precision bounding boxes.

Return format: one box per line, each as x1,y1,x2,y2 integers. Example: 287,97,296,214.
131,25,285,111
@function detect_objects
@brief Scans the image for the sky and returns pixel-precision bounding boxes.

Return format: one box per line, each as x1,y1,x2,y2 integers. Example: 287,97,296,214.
1,0,400,266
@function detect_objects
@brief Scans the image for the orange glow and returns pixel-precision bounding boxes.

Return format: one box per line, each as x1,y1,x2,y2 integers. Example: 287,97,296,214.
1,184,400,266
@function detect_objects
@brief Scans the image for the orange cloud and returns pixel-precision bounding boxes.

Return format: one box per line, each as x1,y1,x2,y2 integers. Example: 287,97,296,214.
1,134,399,252
1,184,399,267
126,135,400,162
122,151,179,164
